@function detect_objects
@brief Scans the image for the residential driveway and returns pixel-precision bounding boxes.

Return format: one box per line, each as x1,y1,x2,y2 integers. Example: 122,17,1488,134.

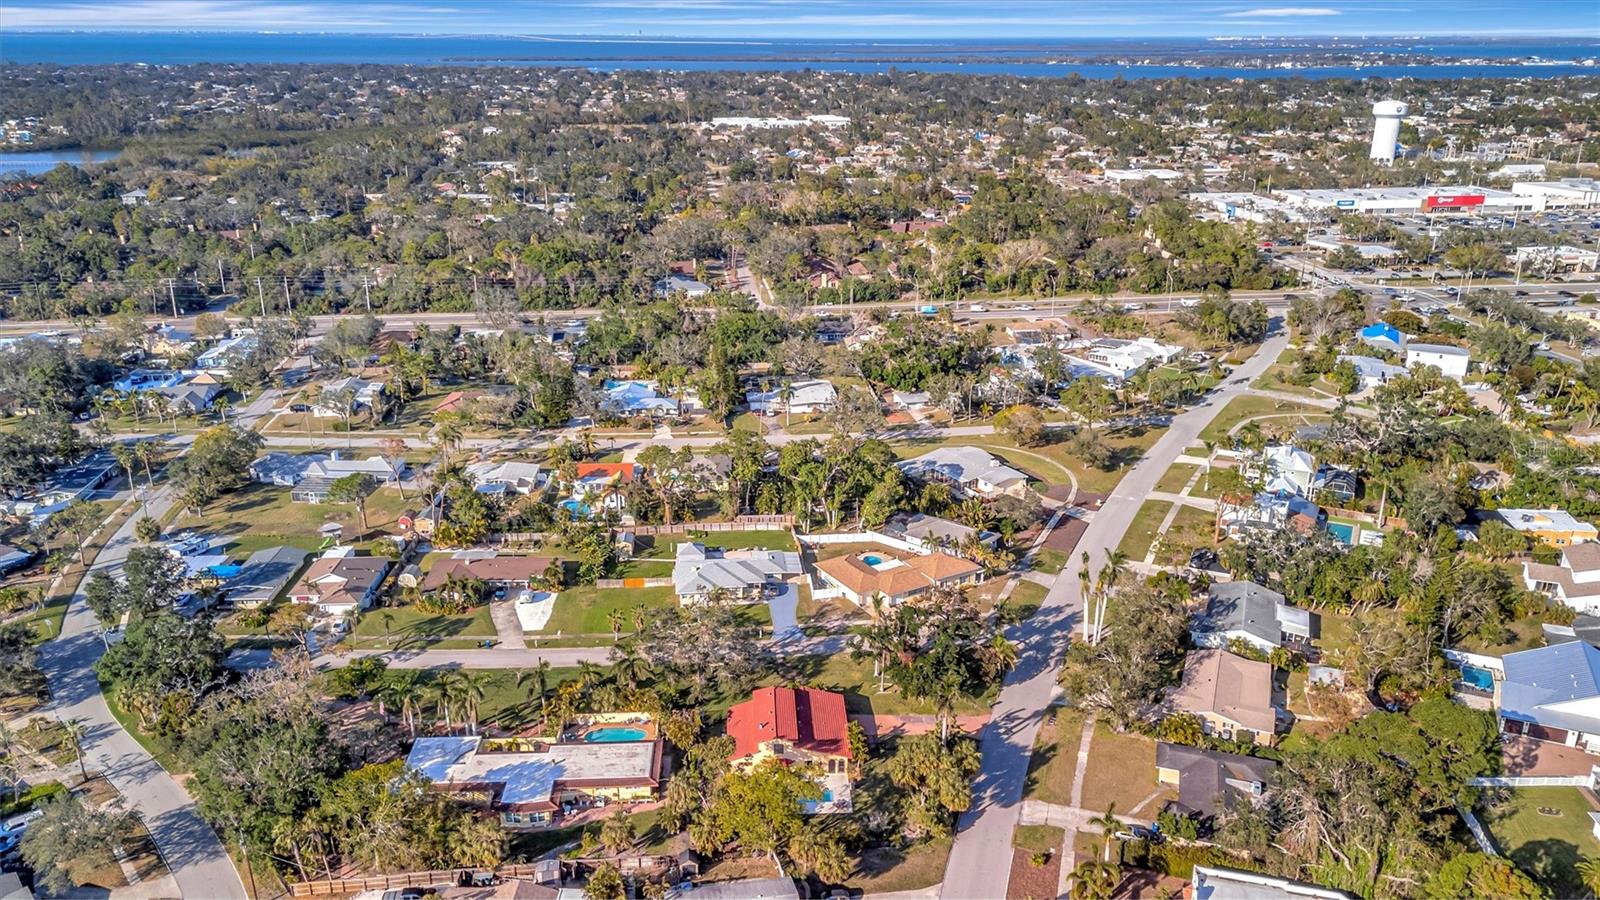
767,583,799,637
487,597,527,649
40,488,248,900
940,328,1289,899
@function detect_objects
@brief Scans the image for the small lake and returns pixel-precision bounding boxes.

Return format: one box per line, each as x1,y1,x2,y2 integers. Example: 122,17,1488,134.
0,149,121,178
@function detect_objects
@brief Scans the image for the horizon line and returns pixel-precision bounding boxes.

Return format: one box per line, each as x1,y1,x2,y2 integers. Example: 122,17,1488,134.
2,28,1597,40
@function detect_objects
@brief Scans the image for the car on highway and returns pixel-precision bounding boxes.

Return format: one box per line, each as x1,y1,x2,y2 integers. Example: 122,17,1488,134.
967,304,987,312
1178,297,1201,308
1014,304,1034,311
1120,302,1145,311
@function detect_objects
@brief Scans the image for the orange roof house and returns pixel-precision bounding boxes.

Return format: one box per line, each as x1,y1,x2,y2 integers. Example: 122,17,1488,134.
814,551,983,608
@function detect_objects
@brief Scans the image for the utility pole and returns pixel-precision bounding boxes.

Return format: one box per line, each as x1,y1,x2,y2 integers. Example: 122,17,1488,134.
217,259,227,293
255,277,267,316
282,276,293,314
165,278,178,317
361,275,372,312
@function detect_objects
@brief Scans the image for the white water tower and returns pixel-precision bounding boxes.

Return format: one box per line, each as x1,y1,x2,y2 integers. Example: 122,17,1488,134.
1370,99,1408,165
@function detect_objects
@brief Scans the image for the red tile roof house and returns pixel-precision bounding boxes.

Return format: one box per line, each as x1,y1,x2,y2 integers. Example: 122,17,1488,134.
727,686,853,813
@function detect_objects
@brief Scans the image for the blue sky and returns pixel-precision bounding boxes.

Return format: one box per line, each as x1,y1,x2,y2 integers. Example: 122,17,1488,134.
1,0,1594,38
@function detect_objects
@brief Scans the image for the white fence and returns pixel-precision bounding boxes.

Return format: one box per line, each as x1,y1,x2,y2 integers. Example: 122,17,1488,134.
1444,647,1506,674
797,530,924,555
1470,767,1600,789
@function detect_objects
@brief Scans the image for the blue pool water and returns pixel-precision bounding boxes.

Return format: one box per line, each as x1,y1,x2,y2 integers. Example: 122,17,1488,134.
559,499,591,518
1460,665,1495,692
1325,521,1356,545
862,555,884,566
820,790,834,802
585,727,648,743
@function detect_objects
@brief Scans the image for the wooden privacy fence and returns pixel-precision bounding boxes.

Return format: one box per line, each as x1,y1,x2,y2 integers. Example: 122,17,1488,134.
628,515,794,536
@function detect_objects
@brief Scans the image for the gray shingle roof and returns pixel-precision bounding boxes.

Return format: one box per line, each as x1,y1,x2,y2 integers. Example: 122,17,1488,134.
1195,581,1312,646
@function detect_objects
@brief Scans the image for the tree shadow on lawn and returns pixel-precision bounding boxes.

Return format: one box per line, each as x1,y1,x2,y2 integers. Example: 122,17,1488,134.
1512,837,1583,898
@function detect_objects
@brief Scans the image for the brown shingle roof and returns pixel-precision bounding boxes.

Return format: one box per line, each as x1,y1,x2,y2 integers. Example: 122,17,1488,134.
1170,650,1279,735
422,555,553,590
814,552,980,600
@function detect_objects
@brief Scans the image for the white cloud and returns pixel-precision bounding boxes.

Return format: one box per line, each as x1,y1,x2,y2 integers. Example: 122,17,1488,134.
1220,6,1342,16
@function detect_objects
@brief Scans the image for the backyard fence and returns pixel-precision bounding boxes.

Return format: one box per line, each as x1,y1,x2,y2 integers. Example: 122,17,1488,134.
629,515,794,536
285,855,679,897
594,577,674,589
1469,771,1600,789
797,530,923,554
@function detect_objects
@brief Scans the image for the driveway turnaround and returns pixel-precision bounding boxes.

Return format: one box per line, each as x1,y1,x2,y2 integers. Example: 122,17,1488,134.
940,329,1289,899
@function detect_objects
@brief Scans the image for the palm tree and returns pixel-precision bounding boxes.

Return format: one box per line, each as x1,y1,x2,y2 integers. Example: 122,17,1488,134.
612,646,652,690
132,439,156,486
60,717,89,781
1068,854,1119,900
1577,856,1600,899
1088,803,1120,862
459,672,489,734
433,671,465,732
607,609,625,642
112,442,138,491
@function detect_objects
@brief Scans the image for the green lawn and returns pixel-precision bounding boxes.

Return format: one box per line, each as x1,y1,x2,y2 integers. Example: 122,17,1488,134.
1480,787,1598,898
847,839,952,895
1079,723,1173,815
1002,580,1049,620
351,604,496,648
1198,396,1328,445
1014,824,1066,854
1025,706,1086,806
780,652,994,717
14,594,70,643
1155,463,1201,495
610,559,674,579
1030,548,1068,576
375,667,584,732
169,482,414,550
1115,500,1173,561
1153,504,1217,568
543,585,676,636
637,529,796,559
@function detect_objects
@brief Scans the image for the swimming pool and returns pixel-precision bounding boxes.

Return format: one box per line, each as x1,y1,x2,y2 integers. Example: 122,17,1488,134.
584,726,648,742
862,555,884,566
1325,521,1356,545
559,499,592,519
1459,665,1495,692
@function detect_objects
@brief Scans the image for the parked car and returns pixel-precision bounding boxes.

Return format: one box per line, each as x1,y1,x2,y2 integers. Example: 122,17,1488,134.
289,403,310,413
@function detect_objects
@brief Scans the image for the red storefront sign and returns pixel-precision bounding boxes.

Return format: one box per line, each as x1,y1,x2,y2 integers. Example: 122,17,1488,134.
1424,194,1485,210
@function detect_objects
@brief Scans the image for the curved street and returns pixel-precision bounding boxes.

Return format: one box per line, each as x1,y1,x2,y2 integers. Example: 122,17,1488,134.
940,327,1290,899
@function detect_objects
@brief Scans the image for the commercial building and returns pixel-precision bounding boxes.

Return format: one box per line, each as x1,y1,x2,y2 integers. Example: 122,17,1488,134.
1189,192,1313,224
1405,343,1470,381
1513,178,1600,209
1276,185,1539,215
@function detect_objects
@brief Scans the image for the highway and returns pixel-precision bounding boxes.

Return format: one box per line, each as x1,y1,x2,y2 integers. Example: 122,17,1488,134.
939,328,1290,900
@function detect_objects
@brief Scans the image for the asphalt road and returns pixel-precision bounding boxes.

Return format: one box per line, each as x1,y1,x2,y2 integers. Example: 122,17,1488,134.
34,393,283,900
938,327,1290,900
39,485,249,900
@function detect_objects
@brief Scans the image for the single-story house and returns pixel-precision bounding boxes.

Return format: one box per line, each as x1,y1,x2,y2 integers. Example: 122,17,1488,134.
881,512,999,554
420,553,555,592
1525,542,1600,615
307,454,407,483
601,380,684,418
1191,867,1352,900
312,377,385,416
407,733,663,830
0,544,35,575
814,551,983,608
1066,337,1183,381
1337,354,1407,390
1191,581,1314,656
1358,322,1406,354
250,452,329,487
194,333,258,372
746,379,837,416
222,546,309,608
289,475,341,504
1155,742,1276,820
1498,641,1600,753
286,548,389,619
570,463,640,515
37,450,119,505
672,541,802,604
1491,508,1599,547
465,460,544,495
1405,343,1470,381
652,274,712,298
896,447,1029,499
1169,649,1283,746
